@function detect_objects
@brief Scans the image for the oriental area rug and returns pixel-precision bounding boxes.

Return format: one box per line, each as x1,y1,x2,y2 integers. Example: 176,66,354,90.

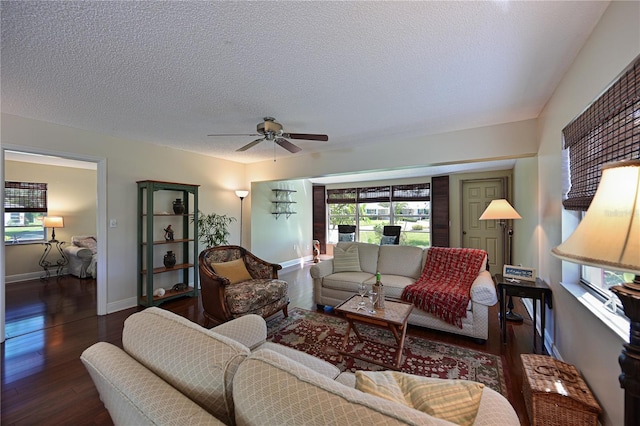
266,307,508,397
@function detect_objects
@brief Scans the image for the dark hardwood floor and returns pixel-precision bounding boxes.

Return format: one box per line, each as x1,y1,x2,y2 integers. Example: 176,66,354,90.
2,263,536,425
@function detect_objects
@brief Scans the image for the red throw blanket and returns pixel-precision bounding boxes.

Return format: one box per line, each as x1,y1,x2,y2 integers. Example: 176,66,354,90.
401,248,487,328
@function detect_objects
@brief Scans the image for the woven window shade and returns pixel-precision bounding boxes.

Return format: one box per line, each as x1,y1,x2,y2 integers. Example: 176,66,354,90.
391,183,431,201
326,188,357,204
357,186,390,203
562,55,640,211
4,181,48,212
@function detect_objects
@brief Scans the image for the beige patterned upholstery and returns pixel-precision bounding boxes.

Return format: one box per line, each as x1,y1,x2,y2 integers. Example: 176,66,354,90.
311,242,497,342
199,245,289,326
81,342,224,425
82,308,517,425
121,307,248,424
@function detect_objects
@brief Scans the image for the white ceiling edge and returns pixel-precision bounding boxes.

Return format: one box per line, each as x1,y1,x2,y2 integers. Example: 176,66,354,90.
308,159,517,185
4,148,515,185
5,150,97,170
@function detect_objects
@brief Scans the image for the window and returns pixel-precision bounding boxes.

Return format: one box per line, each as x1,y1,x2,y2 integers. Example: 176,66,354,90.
562,55,639,307
327,183,431,247
4,181,48,243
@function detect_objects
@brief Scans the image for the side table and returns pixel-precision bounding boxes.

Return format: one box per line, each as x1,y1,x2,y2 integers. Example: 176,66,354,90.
39,240,68,279
495,274,552,354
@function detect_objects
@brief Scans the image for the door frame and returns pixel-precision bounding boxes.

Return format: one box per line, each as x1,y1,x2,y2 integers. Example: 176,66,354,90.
1,144,107,343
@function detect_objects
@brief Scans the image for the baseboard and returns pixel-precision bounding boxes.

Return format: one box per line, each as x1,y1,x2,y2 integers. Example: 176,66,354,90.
107,297,138,314
6,267,72,283
280,255,314,271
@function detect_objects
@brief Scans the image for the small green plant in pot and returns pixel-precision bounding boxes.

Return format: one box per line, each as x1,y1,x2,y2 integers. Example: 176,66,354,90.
193,210,236,248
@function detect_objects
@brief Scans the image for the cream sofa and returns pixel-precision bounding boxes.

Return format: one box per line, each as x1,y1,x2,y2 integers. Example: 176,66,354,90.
310,242,498,342
81,307,518,425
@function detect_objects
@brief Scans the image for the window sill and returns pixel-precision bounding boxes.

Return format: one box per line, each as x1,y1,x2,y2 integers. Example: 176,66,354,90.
560,281,629,343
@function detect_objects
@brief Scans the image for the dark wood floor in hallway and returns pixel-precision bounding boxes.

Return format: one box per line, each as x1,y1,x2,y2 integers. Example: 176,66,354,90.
2,263,536,425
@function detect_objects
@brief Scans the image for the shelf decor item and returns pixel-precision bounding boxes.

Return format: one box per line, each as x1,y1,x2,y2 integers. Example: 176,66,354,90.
163,251,176,268
172,198,185,214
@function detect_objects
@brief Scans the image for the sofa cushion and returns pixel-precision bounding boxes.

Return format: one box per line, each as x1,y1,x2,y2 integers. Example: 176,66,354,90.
323,272,376,292
336,241,380,274
211,258,252,284
225,278,288,315
233,349,451,425
122,307,249,425
355,371,484,426
333,245,362,272
377,245,425,279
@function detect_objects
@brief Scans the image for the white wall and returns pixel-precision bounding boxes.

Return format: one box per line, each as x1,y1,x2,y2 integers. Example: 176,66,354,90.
246,119,538,182
535,2,640,425
1,113,246,313
4,160,97,279
250,179,313,266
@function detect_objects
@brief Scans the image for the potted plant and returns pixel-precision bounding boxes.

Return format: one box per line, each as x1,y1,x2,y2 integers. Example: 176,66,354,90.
193,210,236,248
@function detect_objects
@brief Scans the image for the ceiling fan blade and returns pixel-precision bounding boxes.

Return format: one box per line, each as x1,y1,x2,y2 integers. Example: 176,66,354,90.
236,138,264,152
208,133,260,137
284,133,328,141
275,138,302,153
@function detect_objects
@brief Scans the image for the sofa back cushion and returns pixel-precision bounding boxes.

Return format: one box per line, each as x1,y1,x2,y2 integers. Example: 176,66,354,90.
122,307,249,425
336,242,380,274
233,349,450,425
377,245,425,279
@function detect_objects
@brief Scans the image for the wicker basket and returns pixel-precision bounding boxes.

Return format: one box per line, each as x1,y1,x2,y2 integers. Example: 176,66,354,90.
521,354,601,426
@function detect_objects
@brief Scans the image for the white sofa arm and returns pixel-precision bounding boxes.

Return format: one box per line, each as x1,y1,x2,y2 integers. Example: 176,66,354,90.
470,270,498,306
63,245,93,260
211,314,267,350
310,259,334,279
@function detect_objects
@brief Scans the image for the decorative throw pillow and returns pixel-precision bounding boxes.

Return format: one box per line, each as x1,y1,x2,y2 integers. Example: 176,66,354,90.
211,258,252,284
380,235,397,245
338,233,354,242
74,236,98,254
332,245,361,273
355,371,484,426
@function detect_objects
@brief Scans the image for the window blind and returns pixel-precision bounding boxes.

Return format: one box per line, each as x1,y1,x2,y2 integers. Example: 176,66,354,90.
4,181,48,212
391,183,430,201
326,188,357,204
357,186,390,203
562,55,640,211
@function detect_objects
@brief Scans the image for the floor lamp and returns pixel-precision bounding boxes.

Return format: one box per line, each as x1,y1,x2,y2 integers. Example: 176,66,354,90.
235,190,249,246
479,198,523,321
552,160,640,426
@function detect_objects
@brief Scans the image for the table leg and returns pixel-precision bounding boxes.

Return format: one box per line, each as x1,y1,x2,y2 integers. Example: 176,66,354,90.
533,299,538,353
541,294,546,354
395,324,408,369
338,320,353,362
501,287,507,344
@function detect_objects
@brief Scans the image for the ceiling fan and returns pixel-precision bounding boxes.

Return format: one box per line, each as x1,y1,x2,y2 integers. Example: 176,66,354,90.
208,117,328,153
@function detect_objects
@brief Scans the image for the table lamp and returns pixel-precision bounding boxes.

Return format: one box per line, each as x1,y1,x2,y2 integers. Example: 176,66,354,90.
552,159,640,426
479,198,523,321
43,216,64,242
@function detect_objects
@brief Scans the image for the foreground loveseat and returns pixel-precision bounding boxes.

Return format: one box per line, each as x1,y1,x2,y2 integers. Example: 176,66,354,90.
81,307,518,425
311,242,498,342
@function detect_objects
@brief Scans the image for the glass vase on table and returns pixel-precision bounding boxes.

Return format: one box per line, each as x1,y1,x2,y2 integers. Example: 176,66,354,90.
357,283,367,309
368,290,379,314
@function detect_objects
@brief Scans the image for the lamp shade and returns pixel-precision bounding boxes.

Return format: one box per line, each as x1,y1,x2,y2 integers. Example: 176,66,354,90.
552,160,640,275
43,216,64,228
479,199,522,220
235,190,249,199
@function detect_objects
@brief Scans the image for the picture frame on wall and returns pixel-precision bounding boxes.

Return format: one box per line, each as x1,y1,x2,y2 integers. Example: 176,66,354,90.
503,265,536,282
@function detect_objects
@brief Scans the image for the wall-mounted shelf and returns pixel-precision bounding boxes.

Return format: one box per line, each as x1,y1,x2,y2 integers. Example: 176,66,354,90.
272,189,297,219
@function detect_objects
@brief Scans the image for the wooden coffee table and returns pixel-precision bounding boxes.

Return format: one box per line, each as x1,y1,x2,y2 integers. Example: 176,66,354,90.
334,294,414,369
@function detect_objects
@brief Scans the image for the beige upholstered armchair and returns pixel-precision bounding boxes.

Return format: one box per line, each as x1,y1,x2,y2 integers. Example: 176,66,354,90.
199,245,289,326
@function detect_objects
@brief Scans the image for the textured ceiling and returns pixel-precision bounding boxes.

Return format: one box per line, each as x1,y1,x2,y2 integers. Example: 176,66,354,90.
1,1,609,164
